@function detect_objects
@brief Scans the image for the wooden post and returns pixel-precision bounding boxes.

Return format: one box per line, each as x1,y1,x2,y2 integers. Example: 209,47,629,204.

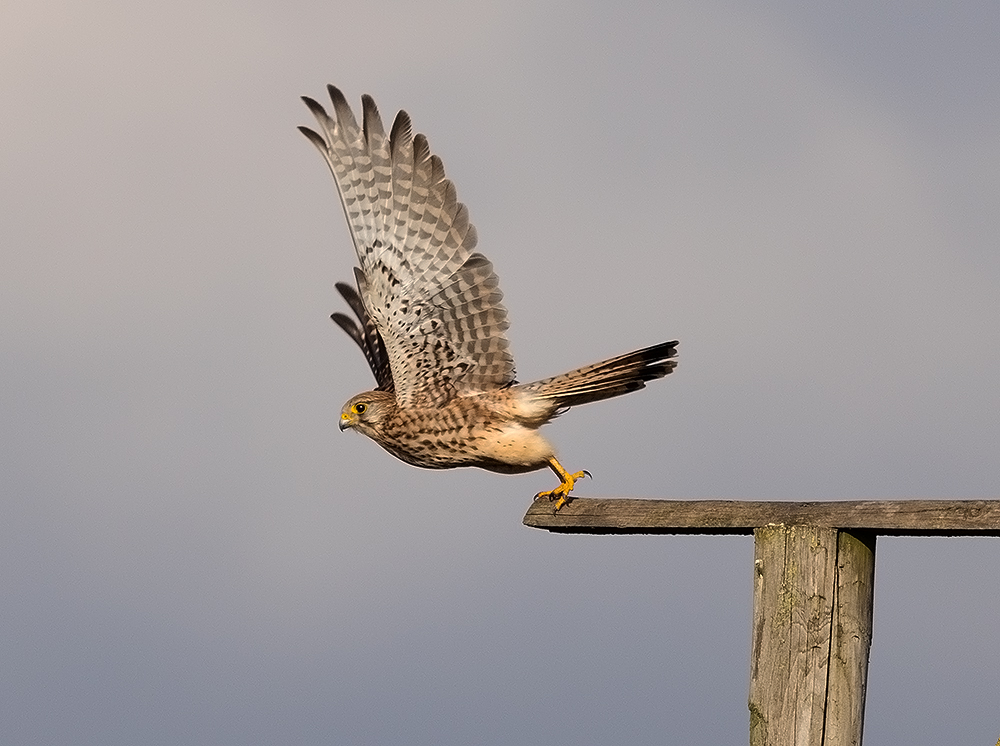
523,498,1000,745
826,530,876,745
748,526,874,746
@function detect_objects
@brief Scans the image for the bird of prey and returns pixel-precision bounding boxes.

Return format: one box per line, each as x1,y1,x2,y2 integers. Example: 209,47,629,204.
299,85,677,510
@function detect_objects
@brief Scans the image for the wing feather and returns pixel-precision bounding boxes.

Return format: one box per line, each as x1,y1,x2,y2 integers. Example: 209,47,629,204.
302,87,516,405
330,280,394,392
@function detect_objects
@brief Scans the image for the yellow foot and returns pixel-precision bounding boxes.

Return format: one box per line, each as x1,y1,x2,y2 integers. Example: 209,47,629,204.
534,458,592,513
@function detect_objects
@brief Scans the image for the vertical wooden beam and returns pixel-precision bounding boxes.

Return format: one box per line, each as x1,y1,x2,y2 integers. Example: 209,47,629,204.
748,526,875,746
825,530,876,746
750,524,838,745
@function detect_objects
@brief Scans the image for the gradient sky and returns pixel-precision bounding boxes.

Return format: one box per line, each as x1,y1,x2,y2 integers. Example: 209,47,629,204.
3,1,999,744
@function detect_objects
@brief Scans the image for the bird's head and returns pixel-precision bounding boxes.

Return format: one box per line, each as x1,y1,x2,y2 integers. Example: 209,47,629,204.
339,390,395,436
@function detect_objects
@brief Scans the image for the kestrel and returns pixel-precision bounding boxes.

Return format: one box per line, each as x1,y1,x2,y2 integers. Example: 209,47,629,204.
300,85,677,510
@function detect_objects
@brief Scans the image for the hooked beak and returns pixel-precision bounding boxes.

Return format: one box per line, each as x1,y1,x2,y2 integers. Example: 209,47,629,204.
339,413,352,431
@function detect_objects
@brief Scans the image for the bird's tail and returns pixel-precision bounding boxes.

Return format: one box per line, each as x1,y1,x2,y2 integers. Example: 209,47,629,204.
519,341,678,409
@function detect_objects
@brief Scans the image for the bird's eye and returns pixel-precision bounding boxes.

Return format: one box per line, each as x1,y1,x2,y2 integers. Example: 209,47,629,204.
354,403,367,414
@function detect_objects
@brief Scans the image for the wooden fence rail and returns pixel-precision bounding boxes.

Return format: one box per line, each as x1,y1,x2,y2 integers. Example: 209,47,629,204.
523,499,1000,746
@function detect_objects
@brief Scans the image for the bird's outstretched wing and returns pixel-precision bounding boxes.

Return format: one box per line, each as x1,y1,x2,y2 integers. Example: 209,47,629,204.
300,86,516,407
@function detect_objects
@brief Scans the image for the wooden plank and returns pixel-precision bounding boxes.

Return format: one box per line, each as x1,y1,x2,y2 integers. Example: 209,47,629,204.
523,498,1000,535
825,530,876,746
749,525,839,746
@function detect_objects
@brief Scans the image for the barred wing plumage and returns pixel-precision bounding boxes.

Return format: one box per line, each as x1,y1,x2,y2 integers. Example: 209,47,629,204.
300,86,516,406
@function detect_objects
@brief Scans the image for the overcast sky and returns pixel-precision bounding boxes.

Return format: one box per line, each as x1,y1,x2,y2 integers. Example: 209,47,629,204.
3,1,999,744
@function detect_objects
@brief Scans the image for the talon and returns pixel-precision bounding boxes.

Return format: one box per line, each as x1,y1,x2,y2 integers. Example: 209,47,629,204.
535,458,589,512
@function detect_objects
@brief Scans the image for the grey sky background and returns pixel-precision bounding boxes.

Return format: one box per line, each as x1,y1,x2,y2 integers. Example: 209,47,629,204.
3,1,999,744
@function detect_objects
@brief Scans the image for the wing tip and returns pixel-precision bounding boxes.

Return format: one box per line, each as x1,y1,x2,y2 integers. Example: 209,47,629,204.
326,84,348,107
298,125,327,149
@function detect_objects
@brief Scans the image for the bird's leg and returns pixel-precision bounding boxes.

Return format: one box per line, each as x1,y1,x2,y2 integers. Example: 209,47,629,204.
534,457,591,512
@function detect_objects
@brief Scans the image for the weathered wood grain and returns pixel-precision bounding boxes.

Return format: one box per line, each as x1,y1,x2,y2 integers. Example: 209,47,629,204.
749,527,875,746
749,525,839,746
523,498,1000,535
825,531,876,746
